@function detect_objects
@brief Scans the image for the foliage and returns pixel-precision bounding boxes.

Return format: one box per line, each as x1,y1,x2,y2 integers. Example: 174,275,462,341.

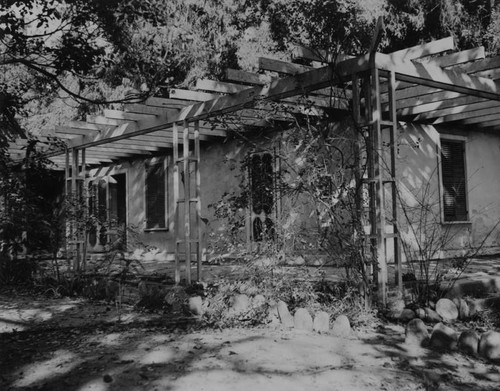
384,0,500,54
0,137,63,274
396,163,500,306
202,261,367,329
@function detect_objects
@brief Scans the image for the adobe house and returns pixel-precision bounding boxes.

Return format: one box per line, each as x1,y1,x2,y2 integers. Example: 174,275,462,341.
8,33,500,304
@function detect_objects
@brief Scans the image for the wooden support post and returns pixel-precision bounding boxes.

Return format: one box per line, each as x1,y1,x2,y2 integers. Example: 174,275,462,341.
71,148,81,272
389,71,403,293
173,123,180,284
81,148,87,271
183,121,191,285
64,149,70,262
352,73,371,308
194,120,202,281
371,65,388,307
363,73,376,283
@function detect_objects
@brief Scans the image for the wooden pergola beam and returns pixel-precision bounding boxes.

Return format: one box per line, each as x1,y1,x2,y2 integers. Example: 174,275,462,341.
376,53,500,102
196,79,250,94
389,36,455,61
431,104,500,124
170,89,221,102
69,59,366,150
420,46,485,68
258,57,312,75
225,68,275,86
411,99,499,121
455,55,500,74
145,97,193,109
398,95,489,118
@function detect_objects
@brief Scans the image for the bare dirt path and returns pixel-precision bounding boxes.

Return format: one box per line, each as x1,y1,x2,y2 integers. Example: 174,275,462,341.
1,290,499,391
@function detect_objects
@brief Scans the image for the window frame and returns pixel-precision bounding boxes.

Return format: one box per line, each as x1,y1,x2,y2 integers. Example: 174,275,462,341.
438,135,469,224
144,157,168,231
247,150,280,242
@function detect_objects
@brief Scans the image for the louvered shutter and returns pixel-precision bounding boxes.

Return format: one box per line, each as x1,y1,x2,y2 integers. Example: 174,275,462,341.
145,161,166,229
441,140,467,222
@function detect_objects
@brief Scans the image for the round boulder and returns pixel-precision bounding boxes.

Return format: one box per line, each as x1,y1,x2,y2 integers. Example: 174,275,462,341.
188,296,203,316
277,300,295,328
331,315,351,337
458,330,479,356
415,308,426,320
313,311,330,333
424,307,442,323
429,322,458,351
405,318,429,347
294,308,313,331
479,330,500,360
458,299,470,320
399,308,416,322
435,298,458,321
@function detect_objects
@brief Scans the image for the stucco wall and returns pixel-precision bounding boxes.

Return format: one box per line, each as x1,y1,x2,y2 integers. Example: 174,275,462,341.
87,122,500,262
396,123,500,259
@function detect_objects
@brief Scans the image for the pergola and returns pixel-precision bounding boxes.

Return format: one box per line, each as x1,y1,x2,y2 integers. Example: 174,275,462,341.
8,30,500,303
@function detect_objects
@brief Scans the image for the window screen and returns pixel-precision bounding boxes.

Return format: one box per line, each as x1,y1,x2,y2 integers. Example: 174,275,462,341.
145,161,166,229
441,139,467,222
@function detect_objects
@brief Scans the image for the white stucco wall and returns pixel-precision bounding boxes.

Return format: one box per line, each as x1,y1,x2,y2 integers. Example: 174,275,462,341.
396,123,500,259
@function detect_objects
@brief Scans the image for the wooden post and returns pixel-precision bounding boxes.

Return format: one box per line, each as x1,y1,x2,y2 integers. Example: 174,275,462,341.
182,121,191,285
194,120,202,281
173,123,180,284
183,120,191,285
64,149,70,263
370,65,388,306
389,70,403,293
71,148,80,272
81,148,87,272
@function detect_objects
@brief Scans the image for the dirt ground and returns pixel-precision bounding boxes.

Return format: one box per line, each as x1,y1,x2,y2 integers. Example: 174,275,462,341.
1,290,500,391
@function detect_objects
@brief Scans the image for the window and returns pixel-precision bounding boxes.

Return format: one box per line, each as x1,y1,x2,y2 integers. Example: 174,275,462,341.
87,173,127,248
249,152,277,241
145,160,167,229
441,139,468,222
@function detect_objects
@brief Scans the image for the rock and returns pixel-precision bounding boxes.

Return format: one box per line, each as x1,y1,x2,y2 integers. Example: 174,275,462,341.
399,309,416,322
424,307,442,323
458,330,479,355
405,318,429,347
230,294,250,314
294,308,313,331
429,322,458,350
415,308,426,320
436,298,459,321
188,296,203,316
313,311,330,333
331,315,351,337
252,294,266,307
479,331,500,360
277,300,294,328
103,374,113,383
457,299,470,320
